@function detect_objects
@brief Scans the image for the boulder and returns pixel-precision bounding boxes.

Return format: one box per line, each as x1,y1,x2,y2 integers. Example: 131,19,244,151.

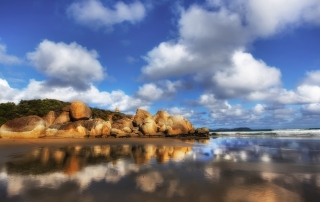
112,117,133,130
141,117,157,135
69,101,91,121
196,127,209,135
167,128,182,136
189,129,196,134
89,118,111,137
154,110,170,132
167,115,194,134
48,119,111,138
110,128,128,137
132,109,152,127
53,111,70,124
0,115,46,138
42,111,58,127
123,127,132,133
54,122,88,138
101,120,112,137
154,110,170,125
132,127,139,132
131,131,143,137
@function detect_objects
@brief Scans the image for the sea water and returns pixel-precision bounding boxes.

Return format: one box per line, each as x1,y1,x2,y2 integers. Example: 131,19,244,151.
0,137,320,202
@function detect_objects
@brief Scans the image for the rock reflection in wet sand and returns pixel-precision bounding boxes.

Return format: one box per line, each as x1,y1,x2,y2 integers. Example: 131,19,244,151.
0,137,320,202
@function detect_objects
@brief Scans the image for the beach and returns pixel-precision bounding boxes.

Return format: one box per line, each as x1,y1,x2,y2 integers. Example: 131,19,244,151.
1,136,320,202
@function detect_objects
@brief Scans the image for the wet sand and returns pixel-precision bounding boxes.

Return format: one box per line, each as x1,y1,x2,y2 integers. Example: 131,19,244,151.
0,138,191,164
1,137,320,202
0,137,193,148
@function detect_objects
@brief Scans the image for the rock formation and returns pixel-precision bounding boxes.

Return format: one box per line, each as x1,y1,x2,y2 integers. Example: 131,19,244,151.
0,100,210,139
53,111,70,124
196,127,210,135
132,109,152,127
42,111,57,127
69,101,92,121
0,115,46,138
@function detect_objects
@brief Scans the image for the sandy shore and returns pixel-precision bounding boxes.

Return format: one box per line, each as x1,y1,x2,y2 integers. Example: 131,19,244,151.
0,137,193,147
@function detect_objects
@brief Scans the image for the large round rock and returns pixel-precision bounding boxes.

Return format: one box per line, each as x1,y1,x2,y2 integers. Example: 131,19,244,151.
69,101,92,121
132,109,152,127
0,115,46,138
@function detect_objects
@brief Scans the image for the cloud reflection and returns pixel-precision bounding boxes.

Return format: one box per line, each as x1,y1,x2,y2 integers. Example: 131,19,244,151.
136,171,163,192
0,138,320,201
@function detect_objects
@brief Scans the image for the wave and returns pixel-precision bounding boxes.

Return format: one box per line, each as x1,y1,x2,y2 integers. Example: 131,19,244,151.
211,129,320,137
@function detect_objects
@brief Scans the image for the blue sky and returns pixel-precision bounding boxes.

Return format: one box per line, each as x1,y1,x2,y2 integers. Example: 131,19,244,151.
1,0,320,129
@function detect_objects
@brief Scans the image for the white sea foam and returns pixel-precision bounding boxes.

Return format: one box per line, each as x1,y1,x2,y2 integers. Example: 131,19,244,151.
212,129,320,137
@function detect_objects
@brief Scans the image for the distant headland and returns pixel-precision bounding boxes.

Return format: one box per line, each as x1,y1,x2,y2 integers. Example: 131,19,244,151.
0,99,210,139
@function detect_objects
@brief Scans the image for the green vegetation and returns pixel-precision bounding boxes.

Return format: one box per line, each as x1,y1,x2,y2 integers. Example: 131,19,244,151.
91,107,129,121
0,99,129,126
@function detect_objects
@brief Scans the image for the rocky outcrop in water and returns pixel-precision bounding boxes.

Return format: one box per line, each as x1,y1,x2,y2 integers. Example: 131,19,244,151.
0,100,209,139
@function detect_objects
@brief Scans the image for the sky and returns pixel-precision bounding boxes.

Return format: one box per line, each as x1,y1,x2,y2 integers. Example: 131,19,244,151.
1,0,320,129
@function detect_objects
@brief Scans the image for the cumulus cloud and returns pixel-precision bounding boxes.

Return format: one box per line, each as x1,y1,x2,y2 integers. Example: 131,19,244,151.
0,78,19,103
302,70,320,85
167,107,195,118
135,80,183,101
0,44,21,64
252,104,266,115
207,0,320,37
141,0,320,104
246,70,320,105
210,51,281,98
0,78,149,113
27,40,105,91
301,103,320,115
243,0,320,37
141,6,246,80
192,92,305,128
67,0,146,30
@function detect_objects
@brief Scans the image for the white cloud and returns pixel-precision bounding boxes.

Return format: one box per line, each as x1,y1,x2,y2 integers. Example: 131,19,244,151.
141,6,246,80
272,108,297,119
244,0,320,37
0,78,149,113
167,107,195,118
194,93,304,128
135,83,164,101
0,78,19,103
0,44,21,64
141,42,196,80
253,104,266,115
27,40,105,91
135,80,182,101
207,0,320,37
197,93,232,111
211,51,281,98
140,0,320,103
302,70,320,85
246,76,320,105
67,0,146,30
301,103,320,115
197,94,255,122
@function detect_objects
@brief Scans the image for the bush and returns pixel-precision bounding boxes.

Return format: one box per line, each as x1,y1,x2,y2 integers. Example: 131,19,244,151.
0,99,129,126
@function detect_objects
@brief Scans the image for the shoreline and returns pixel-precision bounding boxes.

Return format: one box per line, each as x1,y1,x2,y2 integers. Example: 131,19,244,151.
0,137,198,148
